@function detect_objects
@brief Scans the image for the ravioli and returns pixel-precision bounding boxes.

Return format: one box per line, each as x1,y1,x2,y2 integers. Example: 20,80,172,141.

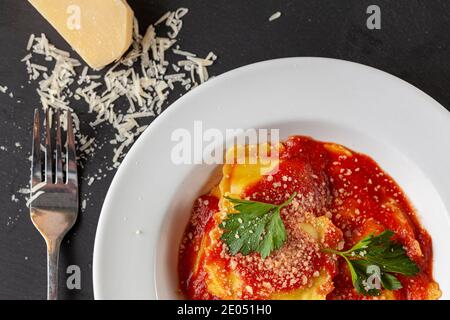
179,136,441,300
180,143,343,300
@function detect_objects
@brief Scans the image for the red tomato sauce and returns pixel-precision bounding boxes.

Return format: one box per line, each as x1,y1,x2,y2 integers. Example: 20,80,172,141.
178,136,436,300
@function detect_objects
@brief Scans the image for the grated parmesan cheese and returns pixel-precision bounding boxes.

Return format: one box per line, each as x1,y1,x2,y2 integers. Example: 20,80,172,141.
8,8,217,211
21,8,217,169
269,11,282,22
26,191,45,207
87,177,95,186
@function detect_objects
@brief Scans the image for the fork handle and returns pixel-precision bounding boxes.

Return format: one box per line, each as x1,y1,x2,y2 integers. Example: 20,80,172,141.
46,238,61,300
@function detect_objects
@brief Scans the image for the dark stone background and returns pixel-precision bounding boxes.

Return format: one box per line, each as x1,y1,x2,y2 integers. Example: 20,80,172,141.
1,0,449,300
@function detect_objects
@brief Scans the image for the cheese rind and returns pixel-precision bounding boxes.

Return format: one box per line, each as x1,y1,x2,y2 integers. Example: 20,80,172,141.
28,0,134,70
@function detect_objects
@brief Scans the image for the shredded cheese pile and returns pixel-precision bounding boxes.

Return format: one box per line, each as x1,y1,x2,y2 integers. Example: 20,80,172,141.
5,8,217,213
22,8,217,168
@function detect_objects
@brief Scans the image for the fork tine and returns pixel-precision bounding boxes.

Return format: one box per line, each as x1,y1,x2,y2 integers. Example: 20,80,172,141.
54,110,64,184
66,111,78,185
44,108,53,183
31,109,42,187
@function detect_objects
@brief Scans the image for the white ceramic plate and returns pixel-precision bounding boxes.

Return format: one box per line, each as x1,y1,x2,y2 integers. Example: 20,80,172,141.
93,57,450,300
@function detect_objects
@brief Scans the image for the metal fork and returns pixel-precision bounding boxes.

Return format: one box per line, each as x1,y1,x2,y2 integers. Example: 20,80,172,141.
30,108,79,300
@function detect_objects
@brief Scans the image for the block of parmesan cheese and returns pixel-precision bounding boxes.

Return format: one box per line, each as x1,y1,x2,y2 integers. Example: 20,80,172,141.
28,0,134,70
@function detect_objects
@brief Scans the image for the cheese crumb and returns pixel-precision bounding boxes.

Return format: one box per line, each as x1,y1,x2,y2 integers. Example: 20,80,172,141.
269,11,282,22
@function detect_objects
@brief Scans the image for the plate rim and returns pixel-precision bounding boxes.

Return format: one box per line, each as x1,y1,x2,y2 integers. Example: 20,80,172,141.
93,57,450,299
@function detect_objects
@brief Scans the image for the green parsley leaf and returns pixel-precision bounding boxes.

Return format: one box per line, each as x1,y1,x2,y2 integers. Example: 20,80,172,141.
323,230,419,296
220,193,296,259
380,272,403,291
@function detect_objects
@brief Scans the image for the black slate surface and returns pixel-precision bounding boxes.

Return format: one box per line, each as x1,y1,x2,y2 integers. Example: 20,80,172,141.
1,0,450,300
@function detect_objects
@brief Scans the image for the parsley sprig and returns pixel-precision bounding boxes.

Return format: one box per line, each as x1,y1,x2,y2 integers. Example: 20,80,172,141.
323,230,420,296
219,193,296,259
